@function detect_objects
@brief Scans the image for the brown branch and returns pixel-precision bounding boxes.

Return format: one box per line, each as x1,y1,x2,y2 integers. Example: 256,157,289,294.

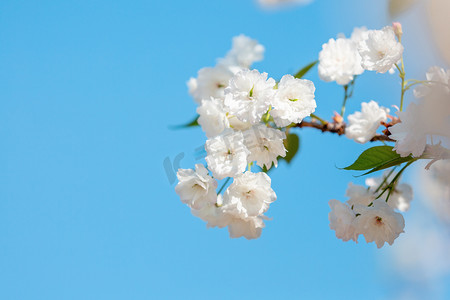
294,120,395,142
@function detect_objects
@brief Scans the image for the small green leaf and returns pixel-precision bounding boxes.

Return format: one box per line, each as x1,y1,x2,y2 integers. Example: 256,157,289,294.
361,156,416,176
283,133,300,164
344,146,403,171
344,145,416,176
170,115,199,129
294,61,318,79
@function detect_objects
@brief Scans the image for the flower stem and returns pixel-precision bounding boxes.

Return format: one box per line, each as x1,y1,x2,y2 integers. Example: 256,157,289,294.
341,85,349,117
385,160,414,202
373,167,397,194
340,78,356,118
399,72,406,111
217,177,231,195
404,79,445,91
396,46,407,111
375,159,415,202
310,113,327,125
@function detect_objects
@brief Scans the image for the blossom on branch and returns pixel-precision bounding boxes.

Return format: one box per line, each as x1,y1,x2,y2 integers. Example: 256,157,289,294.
224,69,276,124
243,125,287,169
270,74,317,127
345,100,389,144
358,26,404,73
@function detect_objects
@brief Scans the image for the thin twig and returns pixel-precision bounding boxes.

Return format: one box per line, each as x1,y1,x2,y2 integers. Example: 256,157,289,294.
294,120,394,142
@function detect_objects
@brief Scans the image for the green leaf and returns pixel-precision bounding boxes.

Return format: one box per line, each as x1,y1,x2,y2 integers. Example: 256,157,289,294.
344,146,402,171
283,133,300,164
344,145,416,177
389,0,416,17
361,156,416,176
294,61,318,79
170,115,199,129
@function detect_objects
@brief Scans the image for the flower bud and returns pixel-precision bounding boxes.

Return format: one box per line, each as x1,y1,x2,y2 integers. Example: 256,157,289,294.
333,111,343,123
392,22,403,40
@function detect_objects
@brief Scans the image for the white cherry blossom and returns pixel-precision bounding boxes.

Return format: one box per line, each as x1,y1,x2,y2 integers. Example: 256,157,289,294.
227,216,265,240
345,100,389,143
358,26,404,73
205,130,250,180
220,34,265,69
224,69,276,124
353,200,405,248
328,199,358,242
191,195,232,228
197,97,230,138
390,102,428,157
350,26,369,44
270,74,316,127
243,125,286,169
187,64,236,104
318,38,364,85
175,164,218,210
222,171,276,219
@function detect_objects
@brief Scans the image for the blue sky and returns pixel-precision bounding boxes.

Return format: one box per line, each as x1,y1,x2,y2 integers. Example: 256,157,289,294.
0,0,448,299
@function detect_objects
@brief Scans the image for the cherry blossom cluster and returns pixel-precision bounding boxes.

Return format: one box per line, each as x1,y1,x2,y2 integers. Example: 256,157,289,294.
318,26,403,145
318,25,402,86
319,24,449,151
319,24,449,247
176,35,317,239
175,24,450,247
329,171,412,248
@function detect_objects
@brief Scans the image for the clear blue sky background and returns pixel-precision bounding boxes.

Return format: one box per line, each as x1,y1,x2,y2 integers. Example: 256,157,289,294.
0,0,448,299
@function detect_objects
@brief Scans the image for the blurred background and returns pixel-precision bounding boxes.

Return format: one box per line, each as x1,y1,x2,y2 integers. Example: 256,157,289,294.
0,0,449,299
